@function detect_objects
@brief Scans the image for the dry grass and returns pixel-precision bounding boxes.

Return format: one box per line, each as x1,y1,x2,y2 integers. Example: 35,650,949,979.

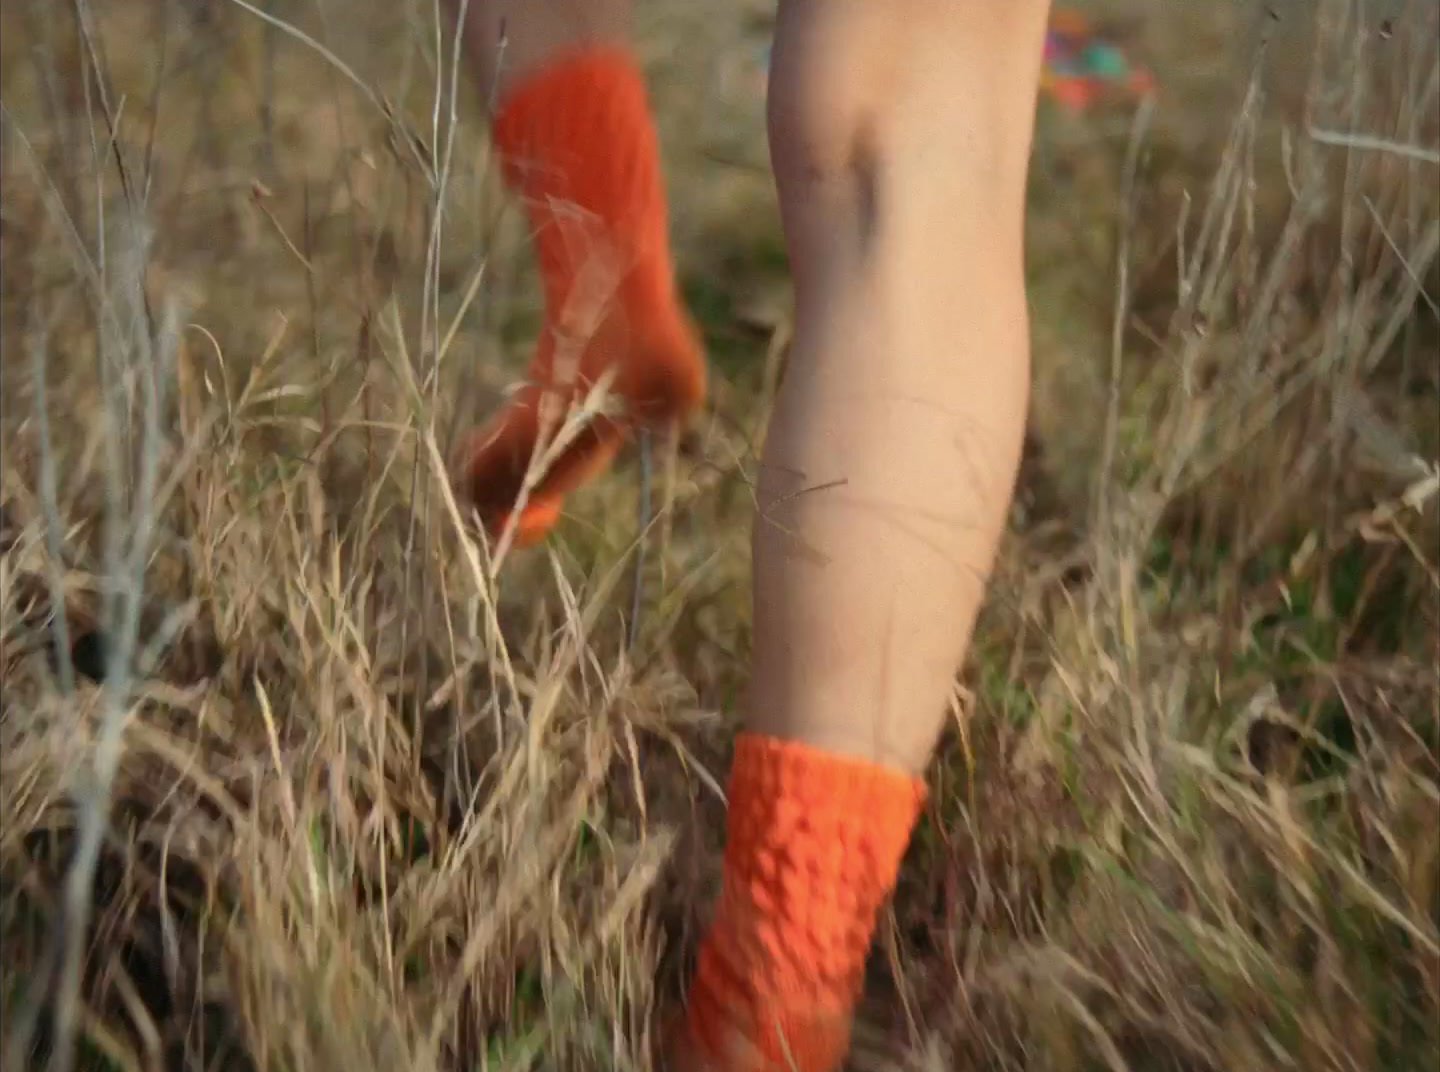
1,1,1437,1070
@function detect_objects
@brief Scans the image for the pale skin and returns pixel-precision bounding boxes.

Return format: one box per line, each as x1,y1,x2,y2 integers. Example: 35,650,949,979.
449,0,1049,775
752,0,1049,772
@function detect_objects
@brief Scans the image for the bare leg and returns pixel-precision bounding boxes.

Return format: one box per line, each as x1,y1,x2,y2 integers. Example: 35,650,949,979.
447,0,706,544
753,0,1050,768
677,1,1053,1068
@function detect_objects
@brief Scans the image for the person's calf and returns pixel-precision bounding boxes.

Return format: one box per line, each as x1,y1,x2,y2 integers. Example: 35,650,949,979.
674,2,1051,1069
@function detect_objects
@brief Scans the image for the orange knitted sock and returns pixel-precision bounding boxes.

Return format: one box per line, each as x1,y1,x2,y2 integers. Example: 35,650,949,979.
674,734,927,1072
457,45,707,544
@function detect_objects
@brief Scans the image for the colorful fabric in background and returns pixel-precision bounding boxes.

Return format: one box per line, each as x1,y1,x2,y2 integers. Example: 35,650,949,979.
748,8,1154,114
1042,8,1155,114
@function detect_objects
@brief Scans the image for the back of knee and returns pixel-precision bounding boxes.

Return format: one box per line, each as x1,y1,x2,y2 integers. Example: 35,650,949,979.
764,0,1051,201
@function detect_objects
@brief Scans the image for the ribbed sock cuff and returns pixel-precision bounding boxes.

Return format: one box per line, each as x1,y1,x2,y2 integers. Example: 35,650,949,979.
682,733,927,1071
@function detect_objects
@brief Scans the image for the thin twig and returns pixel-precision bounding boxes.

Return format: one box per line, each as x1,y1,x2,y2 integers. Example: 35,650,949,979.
1307,125,1440,165
49,284,178,1072
222,0,387,117
629,429,652,653
1095,93,1155,534
31,330,76,696
140,0,171,207
1363,194,1440,319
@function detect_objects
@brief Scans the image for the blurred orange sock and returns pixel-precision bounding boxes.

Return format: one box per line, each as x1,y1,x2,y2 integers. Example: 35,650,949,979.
675,734,926,1072
457,45,706,544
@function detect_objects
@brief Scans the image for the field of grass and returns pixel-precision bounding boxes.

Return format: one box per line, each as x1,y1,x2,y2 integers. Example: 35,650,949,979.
1,1,1437,1070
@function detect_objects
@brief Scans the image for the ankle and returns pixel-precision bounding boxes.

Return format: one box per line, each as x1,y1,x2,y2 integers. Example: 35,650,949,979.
680,733,926,1071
